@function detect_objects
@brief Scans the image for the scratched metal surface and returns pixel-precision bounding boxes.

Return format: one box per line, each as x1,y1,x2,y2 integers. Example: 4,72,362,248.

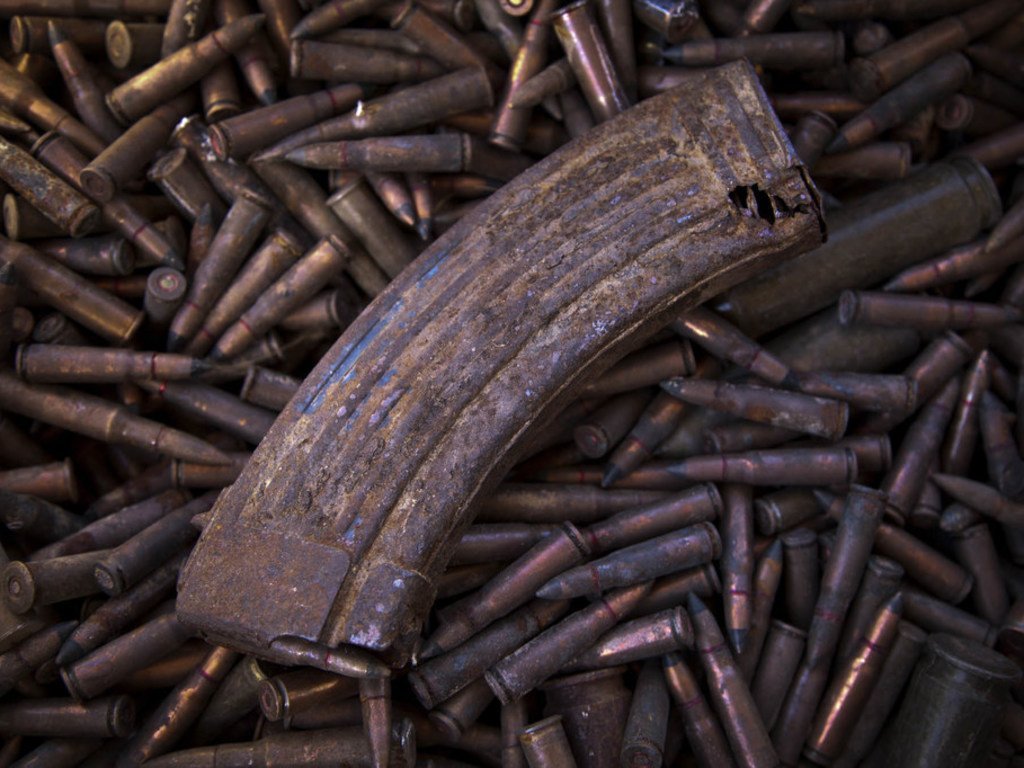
177,60,826,663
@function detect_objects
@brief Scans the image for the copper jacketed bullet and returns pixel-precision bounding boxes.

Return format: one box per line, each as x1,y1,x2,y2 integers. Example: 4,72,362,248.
326,176,417,280
241,366,300,411
805,593,904,764
0,460,77,504
754,488,821,537
0,488,83,543
603,391,687,488
573,391,651,459
720,483,753,655
190,655,269,745
879,633,1020,768
567,606,692,670
671,307,792,385
689,593,778,768
663,652,735,768
0,371,230,466
61,610,193,700
782,527,819,631
662,377,848,440
806,485,887,668
649,446,858,488
979,391,1024,500
535,522,720,599
57,554,184,665
953,523,1009,625
259,668,359,725
410,599,570,708
118,645,239,766
486,583,650,704
932,473,1024,528
870,517,974,604
146,149,226,224
551,0,630,122
289,38,443,83
941,351,990,475
105,14,266,124
211,235,351,360
578,339,695,401
839,289,1023,331
633,563,720,615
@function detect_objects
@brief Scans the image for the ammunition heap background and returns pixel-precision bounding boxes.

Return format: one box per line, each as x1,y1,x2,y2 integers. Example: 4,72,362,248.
0,0,1022,764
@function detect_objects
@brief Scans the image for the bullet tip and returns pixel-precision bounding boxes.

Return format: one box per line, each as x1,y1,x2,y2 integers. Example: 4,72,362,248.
418,638,443,660
686,592,707,614
46,20,66,45
824,134,848,155
600,465,622,488
166,333,186,353
727,629,748,656
55,639,84,666
415,219,432,241
534,581,563,600
258,87,277,106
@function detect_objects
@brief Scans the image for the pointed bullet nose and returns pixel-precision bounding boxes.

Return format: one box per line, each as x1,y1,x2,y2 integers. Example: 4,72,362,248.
728,628,748,656
686,592,707,615
46,20,66,46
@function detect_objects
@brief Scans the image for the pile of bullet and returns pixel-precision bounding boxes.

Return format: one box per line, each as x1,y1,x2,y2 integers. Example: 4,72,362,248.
0,0,1022,763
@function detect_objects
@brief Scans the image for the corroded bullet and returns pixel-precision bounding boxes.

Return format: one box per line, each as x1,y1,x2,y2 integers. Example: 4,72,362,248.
430,677,490,741
57,554,183,665
551,0,629,122
518,715,577,768
486,583,650,704
34,232,134,277
105,21,164,68
650,446,858,488
806,485,887,668
3,549,109,614
633,563,720,615
259,668,358,725
578,339,695,401
145,268,188,326
754,489,821,537
289,38,443,83
573,391,650,459
0,58,104,157
211,235,351,360
190,655,269,745
200,62,241,123
932,473,1024,528
621,659,669,768
568,606,692,671
264,67,493,158
790,111,838,167
603,392,687,488
138,379,275,444
839,289,1023,331
280,287,361,334
168,189,272,351
30,490,188,561
16,345,207,384
501,697,529,768
662,377,848,441
290,0,392,39
208,84,364,160
953,523,1009,625
738,539,784,680
0,620,75,696
0,136,101,241
666,31,844,69
715,159,999,339
848,0,1020,100
720,484,753,655
146,149,226,224
93,493,216,596
781,527,818,631
672,308,793,387
365,172,417,231
410,599,570,709
285,134,532,182
61,610,193,700
879,633,1020,768
979,392,1024,500
750,619,805,731
129,724,415,768
106,14,266,124
241,366,300,411
0,371,230,465
832,52,972,152
326,176,417,280
805,593,904,763
770,657,830,765
793,370,917,413
118,645,239,766
536,522,719,599
0,460,76,504
390,0,490,72
0,695,135,738
942,351,990,475
689,593,778,768
32,132,184,269
80,93,196,203
662,652,735,768
452,524,557,565
879,377,959,523
871,517,973,604
903,584,997,647
425,524,591,657
540,666,630,768
0,489,83,543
